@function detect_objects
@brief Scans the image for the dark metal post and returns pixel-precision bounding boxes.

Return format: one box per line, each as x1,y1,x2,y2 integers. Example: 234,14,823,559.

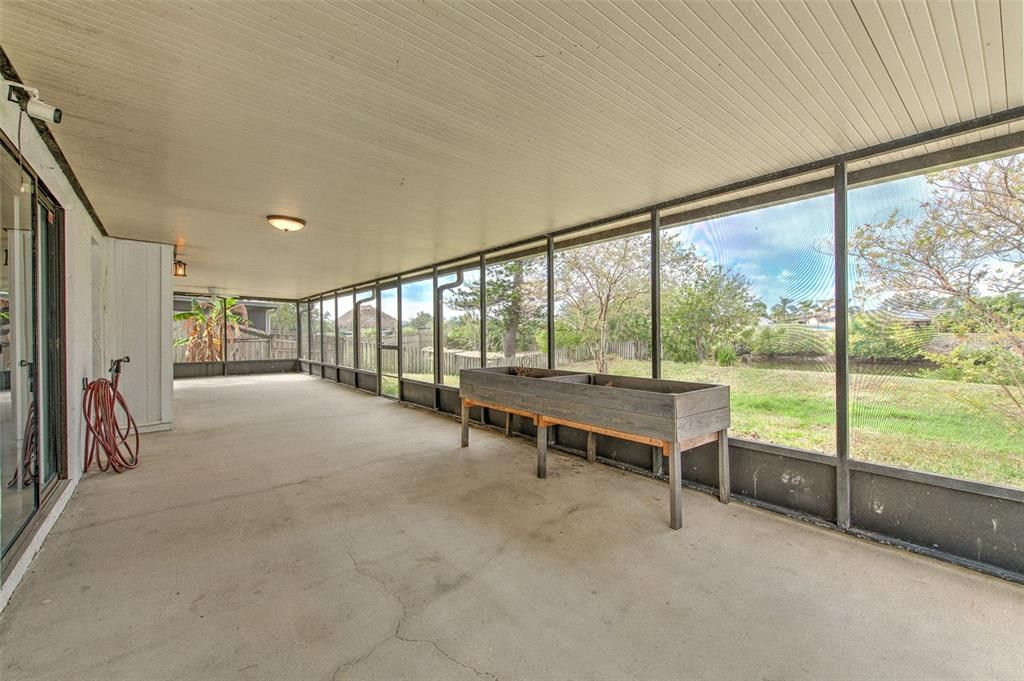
479,254,486,369
352,297,360,370
834,162,851,529
436,266,444,385
319,295,325,368
546,236,555,369
307,299,313,365
396,275,403,400
334,292,339,368
295,301,301,362
221,297,228,375
650,212,664,473
375,283,382,396
650,209,661,379
437,271,466,385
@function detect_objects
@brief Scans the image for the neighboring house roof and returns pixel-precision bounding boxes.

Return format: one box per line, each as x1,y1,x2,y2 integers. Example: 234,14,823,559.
892,310,933,323
338,306,397,329
236,300,279,311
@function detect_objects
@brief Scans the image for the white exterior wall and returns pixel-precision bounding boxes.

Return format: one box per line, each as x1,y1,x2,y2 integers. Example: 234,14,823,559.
0,94,172,607
103,240,173,431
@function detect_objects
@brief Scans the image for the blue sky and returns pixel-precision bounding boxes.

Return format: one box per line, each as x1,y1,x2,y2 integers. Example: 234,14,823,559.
665,175,928,308
397,175,930,317
403,277,438,318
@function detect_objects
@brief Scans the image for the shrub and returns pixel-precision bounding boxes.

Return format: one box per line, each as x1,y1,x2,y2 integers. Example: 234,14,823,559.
751,324,832,357
715,344,737,366
662,337,699,363
751,326,782,356
849,314,934,361
930,344,1024,385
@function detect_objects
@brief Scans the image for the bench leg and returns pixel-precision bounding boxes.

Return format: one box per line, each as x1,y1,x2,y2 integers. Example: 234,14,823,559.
718,429,730,504
668,441,682,530
586,431,597,463
537,425,548,479
505,412,512,437
652,445,664,477
460,400,470,448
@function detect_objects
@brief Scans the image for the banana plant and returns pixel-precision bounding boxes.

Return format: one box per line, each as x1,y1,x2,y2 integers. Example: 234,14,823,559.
174,297,249,362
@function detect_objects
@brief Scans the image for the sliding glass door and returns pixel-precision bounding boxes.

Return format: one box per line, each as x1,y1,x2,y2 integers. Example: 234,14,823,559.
1,153,41,557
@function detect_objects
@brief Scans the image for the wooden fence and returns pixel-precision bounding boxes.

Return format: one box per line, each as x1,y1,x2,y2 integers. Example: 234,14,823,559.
174,331,298,363
336,338,648,376
177,327,648,370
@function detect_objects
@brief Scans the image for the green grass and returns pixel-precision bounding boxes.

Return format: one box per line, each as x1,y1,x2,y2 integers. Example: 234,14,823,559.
397,372,462,386
381,375,400,397
400,372,435,384
562,359,1023,488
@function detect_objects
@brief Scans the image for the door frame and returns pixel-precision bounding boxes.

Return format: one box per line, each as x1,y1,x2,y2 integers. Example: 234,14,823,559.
376,282,399,398
35,189,67,498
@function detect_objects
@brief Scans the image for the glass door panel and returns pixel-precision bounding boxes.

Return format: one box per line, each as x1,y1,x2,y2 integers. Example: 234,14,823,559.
355,290,376,371
379,286,399,397
1,156,39,556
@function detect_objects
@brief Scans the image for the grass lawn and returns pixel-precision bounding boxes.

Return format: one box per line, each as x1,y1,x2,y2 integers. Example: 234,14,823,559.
381,375,400,397
395,372,462,386
562,358,1023,488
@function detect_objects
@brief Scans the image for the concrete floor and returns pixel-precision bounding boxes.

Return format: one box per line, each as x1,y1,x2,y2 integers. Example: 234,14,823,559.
1,374,1021,681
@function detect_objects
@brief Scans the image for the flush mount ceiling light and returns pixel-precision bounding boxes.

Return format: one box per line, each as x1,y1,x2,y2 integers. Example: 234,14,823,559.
267,215,306,232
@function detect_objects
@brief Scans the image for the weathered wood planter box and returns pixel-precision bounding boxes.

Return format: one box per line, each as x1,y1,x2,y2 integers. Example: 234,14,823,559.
459,366,731,529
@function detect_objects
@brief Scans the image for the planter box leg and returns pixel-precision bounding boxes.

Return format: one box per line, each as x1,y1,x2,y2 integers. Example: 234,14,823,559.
460,400,469,448
651,446,664,477
668,441,682,530
537,425,548,479
586,431,596,463
718,429,730,504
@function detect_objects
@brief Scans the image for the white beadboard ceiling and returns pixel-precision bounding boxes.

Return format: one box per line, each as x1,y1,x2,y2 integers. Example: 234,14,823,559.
1,0,1021,298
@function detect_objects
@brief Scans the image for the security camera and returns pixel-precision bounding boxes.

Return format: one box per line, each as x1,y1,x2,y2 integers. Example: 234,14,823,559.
24,98,61,124
3,80,62,124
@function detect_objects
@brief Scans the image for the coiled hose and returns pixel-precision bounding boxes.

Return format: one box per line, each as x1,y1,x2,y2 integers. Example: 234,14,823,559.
83,357,140,473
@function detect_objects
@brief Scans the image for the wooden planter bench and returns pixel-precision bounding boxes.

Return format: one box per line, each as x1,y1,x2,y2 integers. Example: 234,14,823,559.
459,367,730,530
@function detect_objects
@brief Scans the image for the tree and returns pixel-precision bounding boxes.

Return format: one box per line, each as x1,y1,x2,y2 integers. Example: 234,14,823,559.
850,153,1024,428
554,233,699,373
848,313,935,361
662,262,762,362
448,256,546,361
443,312,480,351
771,297,795,322
269,302,296,334
174,297,249,362
405,311,433,330
556,235,650,373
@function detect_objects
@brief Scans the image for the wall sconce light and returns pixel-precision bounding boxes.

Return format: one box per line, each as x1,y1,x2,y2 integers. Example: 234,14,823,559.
173,259,188,277
267,215,306,232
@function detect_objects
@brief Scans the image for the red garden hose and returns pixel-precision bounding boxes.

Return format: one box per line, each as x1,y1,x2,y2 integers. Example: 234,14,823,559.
5,402,37,489
83,357,140,473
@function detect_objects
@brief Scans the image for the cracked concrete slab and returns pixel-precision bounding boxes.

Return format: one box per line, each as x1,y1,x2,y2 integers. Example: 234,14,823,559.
1,374,1021,680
